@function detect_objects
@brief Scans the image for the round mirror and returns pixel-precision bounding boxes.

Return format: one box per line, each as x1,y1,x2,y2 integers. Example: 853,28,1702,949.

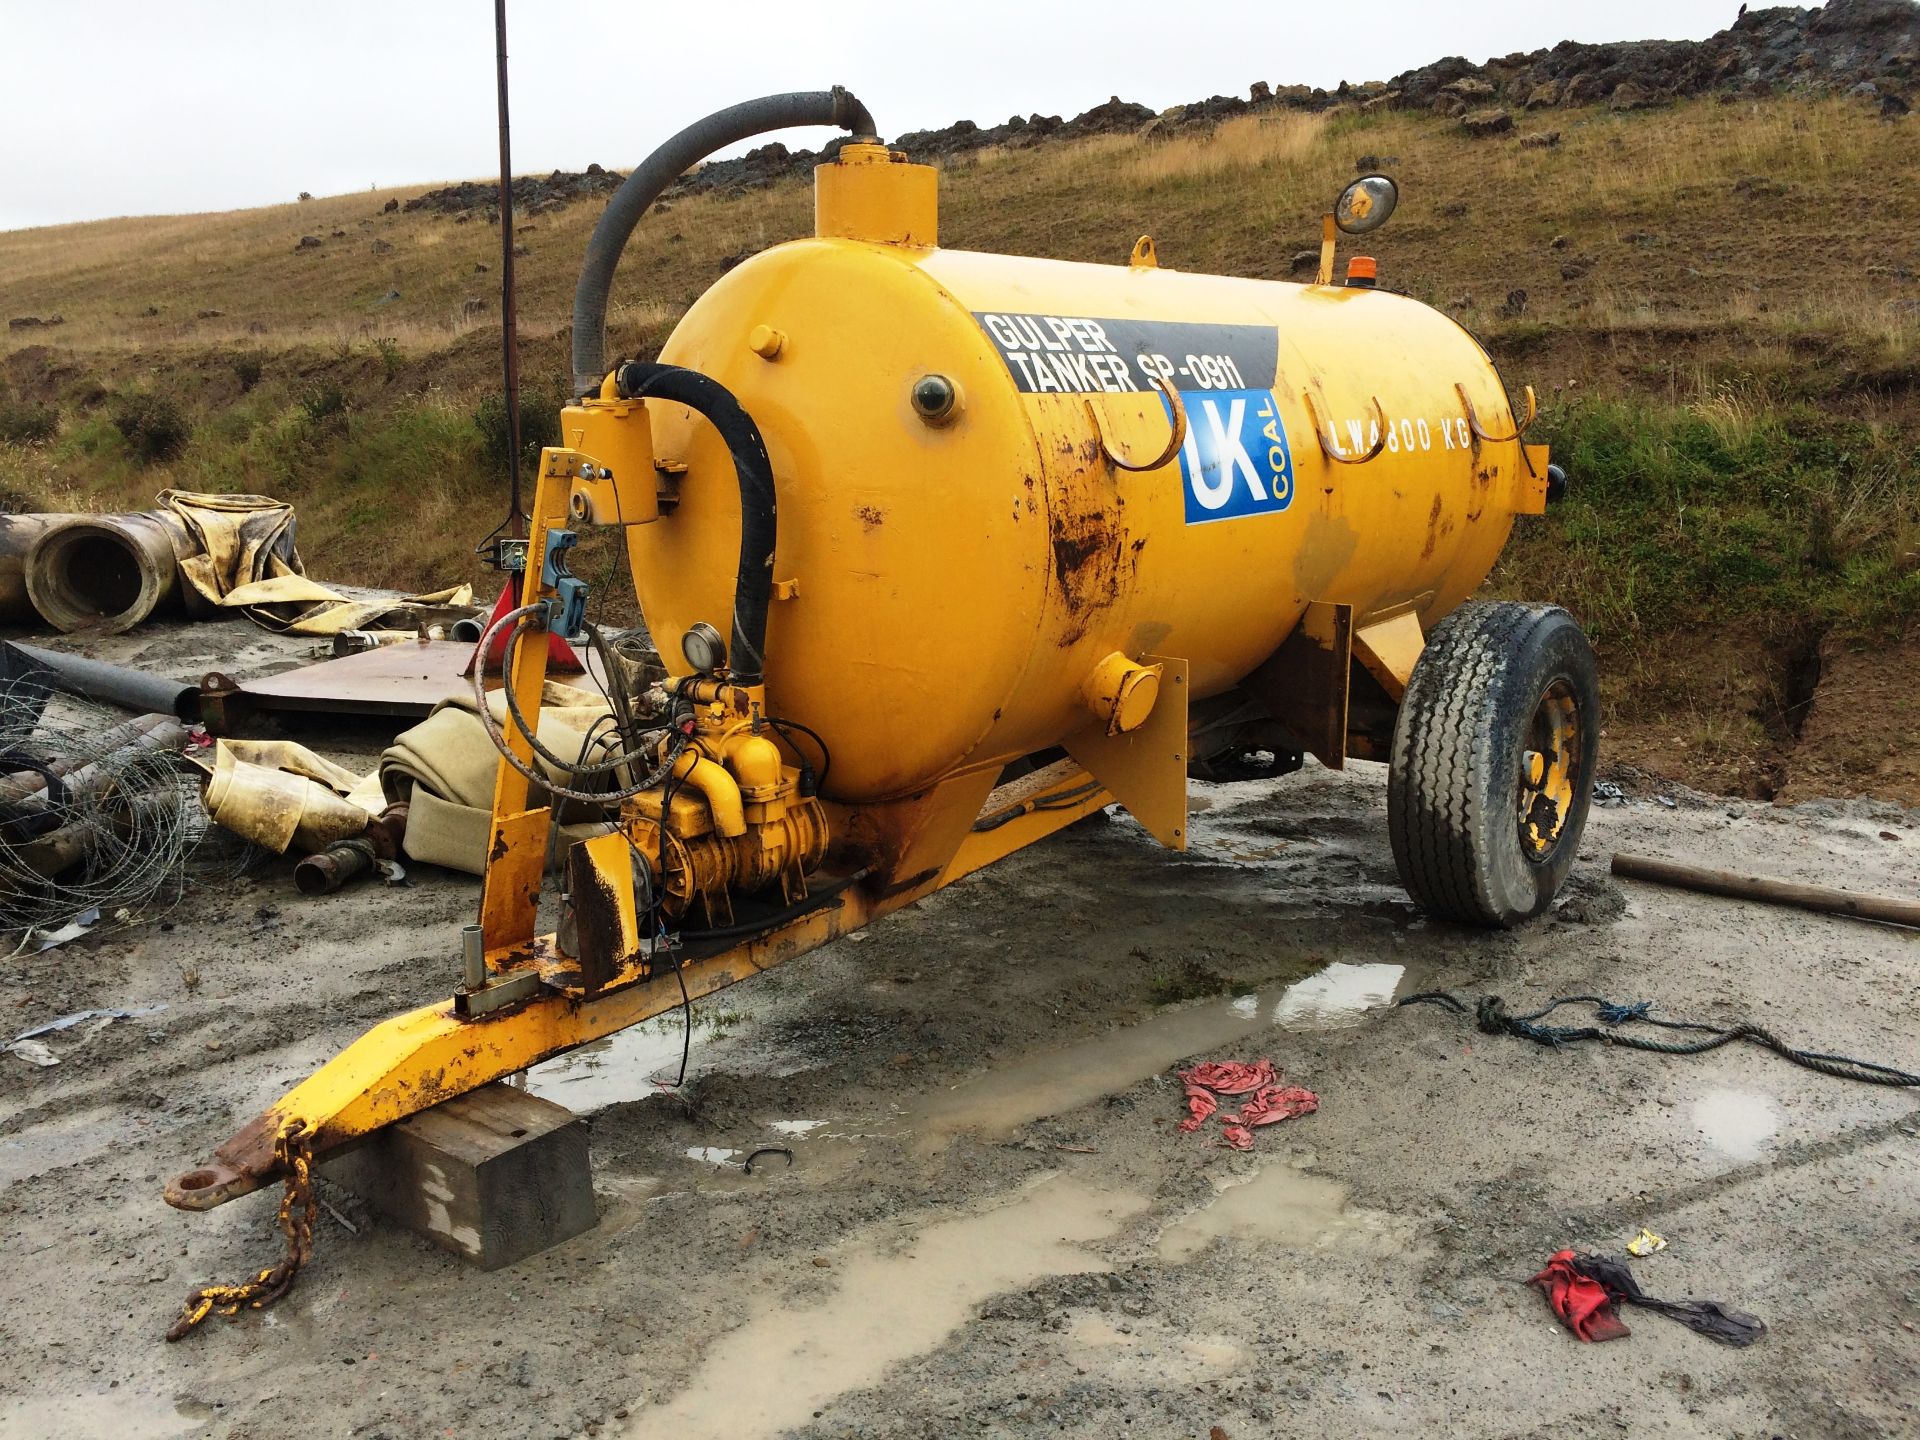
1334,175,1399,235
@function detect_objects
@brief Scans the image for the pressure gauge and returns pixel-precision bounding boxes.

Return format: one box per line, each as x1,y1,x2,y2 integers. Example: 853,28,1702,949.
682,621,727,673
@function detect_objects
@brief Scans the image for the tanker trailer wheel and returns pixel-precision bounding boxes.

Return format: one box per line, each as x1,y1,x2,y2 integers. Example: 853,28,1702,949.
1386,601,1599,928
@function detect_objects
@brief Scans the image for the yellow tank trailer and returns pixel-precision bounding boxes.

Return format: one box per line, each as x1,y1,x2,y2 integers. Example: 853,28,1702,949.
166,90,1596,1241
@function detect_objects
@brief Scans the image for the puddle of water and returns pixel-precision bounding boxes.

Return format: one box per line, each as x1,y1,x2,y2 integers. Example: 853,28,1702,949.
684,1146,741,1166
622,1175,1146,1440
767,1119,827,1136
524,1018,700,1111
1067,1314,1247,1374
1692,1088,1780,1161
913,961,1403,1147
1210,840,1291,862
0,1393,199,1439
1158,1163,1416,1263
1269,962,1405,1028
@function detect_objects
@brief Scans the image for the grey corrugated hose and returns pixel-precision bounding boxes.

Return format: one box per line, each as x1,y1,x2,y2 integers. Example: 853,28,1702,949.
570,87,877,394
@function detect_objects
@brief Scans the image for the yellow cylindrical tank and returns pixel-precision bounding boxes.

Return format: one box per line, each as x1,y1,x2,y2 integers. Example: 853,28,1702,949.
629,150,1537,803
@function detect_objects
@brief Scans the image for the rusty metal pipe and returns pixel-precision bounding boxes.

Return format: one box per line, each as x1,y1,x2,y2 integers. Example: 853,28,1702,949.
0,714,187,819
294,838,377,896
1611,852,1920,929
0,709,184,801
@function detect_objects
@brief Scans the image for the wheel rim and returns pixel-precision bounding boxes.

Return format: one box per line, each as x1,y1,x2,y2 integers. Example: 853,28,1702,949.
1517,679,1582,861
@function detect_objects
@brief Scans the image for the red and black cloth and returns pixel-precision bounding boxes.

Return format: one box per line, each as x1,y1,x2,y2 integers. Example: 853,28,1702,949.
1528,1249,1765,1347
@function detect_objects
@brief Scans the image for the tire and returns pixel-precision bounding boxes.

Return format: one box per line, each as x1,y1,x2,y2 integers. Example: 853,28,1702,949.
1387,601,1599,928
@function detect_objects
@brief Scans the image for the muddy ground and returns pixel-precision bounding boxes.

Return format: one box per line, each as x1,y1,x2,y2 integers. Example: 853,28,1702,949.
1,620,1917,1440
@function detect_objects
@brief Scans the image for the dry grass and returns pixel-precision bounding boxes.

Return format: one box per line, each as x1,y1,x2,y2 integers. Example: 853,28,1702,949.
0,179,805,357
1125,111,1329,185
7,94,1914,368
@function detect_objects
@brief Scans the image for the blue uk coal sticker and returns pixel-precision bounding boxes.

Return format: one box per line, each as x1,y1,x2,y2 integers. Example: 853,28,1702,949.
1170,388,1294,525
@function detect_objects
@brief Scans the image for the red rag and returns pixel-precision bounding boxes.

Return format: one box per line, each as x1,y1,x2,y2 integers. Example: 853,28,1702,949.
1230,1084,1320,1128
1178,1059,1276,1096
1177,1084,1219,1134
1221,1123,1254,1151
1529,1249,1631,1342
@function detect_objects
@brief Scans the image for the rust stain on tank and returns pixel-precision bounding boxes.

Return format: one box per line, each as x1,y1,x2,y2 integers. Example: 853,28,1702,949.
854,504,886,531
1466,464,1496,523
1048,493,1128,648
1419,494,1444,561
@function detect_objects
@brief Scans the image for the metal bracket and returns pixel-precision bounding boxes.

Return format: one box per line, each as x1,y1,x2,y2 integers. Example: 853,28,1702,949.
540,530,587,636
454,967,544,1018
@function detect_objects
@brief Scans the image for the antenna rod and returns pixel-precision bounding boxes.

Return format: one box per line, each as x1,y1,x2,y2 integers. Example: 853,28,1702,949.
495,0,525,539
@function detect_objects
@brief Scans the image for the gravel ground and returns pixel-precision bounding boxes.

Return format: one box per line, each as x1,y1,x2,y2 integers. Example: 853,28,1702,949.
0,620,1916,1440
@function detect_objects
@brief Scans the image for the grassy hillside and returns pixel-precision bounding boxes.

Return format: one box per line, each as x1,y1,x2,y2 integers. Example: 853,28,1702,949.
2,96,1916,799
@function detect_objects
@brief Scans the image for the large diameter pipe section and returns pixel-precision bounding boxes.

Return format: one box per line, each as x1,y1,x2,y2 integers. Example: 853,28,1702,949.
25,512,188,634
0,514,64,621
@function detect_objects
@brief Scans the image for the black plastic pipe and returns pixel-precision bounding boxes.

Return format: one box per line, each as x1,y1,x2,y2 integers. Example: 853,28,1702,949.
6,642,200,721
570,87,877,394
614,362,775,686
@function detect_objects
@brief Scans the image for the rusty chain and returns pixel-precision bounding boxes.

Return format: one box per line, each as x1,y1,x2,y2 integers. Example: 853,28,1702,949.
165,1122,317,1342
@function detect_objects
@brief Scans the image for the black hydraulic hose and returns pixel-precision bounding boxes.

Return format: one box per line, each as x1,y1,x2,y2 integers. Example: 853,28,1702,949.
615,362,776,686
570,87,877,393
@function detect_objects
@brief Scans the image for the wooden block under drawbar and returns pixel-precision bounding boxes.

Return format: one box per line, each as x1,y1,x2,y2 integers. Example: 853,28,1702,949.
323,1082,597,1270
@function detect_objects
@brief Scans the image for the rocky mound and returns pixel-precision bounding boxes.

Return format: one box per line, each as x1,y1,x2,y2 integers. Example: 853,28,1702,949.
1391,0,1917,116
404,163,626,219
404,0,1913,217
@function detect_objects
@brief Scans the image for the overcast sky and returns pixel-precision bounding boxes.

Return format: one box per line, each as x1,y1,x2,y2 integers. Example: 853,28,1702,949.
1,0,1745,232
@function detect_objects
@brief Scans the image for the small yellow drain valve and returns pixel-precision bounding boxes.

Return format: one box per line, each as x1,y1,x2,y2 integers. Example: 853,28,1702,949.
1082,652,1163,736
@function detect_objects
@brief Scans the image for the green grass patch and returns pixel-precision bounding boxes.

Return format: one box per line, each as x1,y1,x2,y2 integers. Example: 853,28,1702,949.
1494,397,1920,642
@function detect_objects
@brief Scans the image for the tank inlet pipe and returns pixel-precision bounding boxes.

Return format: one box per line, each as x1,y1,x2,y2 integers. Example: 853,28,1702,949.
613,362,778,688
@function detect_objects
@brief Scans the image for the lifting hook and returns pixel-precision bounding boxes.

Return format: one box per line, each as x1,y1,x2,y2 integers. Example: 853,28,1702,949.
1302,390,1388,464
1086,373,1188,473
1455,382,1538,444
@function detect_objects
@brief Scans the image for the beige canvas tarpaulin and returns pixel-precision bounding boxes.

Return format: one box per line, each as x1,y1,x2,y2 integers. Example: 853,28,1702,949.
198,739,384,855
154,490,471,635
378,682,620,875
196,684,624,873
156,488,304,601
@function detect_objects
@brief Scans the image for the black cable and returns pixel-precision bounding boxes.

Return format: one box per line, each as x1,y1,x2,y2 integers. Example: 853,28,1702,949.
972,780,1105,833
666,919,692,1088
1398,991,1920,1087
763,715,830,792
